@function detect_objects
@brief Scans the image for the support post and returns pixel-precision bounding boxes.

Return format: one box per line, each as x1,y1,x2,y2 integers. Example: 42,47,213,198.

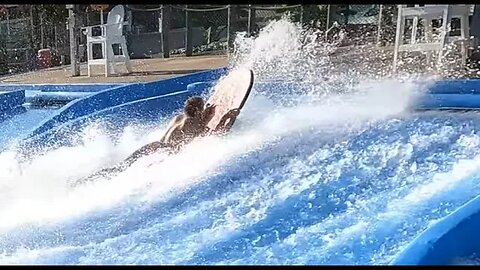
326,5,331,31
67,4,80,76
6,7,10,36
299,5,304,25
54,25,58,52
226,5,236,52
29,5,35,49
185,5,193,56
468,5,480,66
40,11,44,49
226,5,231,52
471,5,480,49
376,5,383,47
247,5,256,36
160,5,171,58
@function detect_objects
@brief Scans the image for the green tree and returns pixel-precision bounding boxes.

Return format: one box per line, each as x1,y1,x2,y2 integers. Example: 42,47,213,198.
301,5,328,29
36,4,68,22
0,35,7,75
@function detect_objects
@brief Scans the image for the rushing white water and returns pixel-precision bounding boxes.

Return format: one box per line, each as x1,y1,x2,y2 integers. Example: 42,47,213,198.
452,254,480,265
0,18,479,265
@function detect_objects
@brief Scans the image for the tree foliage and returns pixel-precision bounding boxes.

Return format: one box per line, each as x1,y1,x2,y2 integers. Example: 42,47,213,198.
35,4,68,23
0,36,7,74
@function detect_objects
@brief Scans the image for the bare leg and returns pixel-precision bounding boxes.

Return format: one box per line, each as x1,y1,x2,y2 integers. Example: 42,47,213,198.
123,141,171,166
72,141,171,187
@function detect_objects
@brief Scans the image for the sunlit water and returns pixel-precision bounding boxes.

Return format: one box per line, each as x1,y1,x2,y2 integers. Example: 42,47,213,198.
0,19,479,265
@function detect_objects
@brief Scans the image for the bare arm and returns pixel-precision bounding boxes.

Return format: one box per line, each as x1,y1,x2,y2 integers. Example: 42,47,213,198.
199,104,216,136
159,115,184,143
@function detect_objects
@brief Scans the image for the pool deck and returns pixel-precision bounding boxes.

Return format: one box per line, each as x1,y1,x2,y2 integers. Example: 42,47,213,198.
0,54,229,84
0,48,476,85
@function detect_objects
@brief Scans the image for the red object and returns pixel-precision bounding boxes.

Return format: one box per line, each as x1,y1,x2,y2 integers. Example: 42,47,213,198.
37,49,52,69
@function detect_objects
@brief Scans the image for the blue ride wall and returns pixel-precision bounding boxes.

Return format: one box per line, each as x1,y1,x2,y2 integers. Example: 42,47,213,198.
387,79,480,265
25,67,228,138
0,90,26,122
19,77,480,151
0,83,125,92
8,77,480,144
390,193,480,265
20,67,228,150
22,88,205,150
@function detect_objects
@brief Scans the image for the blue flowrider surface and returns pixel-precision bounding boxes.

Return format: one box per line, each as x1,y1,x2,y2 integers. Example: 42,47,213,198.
0,108,58,149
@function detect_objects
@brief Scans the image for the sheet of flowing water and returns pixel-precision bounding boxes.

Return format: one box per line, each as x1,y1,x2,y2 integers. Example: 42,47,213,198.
0,108,57,148
0,18,479,265
452,254,480,265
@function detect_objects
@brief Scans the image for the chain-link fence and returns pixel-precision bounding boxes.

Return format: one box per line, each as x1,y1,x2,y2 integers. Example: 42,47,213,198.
169,5,230,56
34,10,70,66
0,6,34,74
160,4,385,56
123,5,332,58
0,5,69,75
247,5,304,33
0,4,390,74
327,5,382,46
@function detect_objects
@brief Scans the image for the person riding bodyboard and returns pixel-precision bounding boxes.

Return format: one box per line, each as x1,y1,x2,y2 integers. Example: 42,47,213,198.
123,96,240,166
74,68,254,185
75,97,241,184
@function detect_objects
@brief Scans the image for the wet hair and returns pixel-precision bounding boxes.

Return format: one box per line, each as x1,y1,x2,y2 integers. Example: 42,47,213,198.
184,96,205,117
